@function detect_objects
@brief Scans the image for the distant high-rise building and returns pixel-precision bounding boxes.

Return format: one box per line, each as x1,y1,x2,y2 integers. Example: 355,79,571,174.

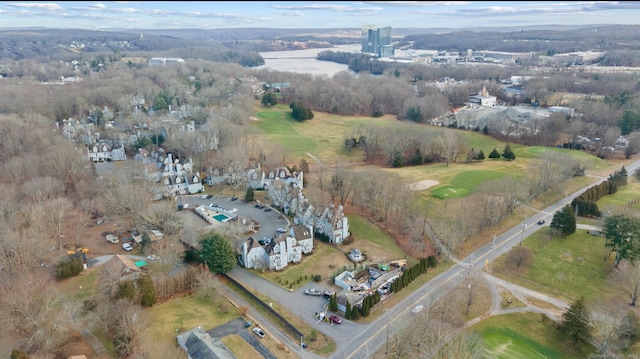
361,25,393,58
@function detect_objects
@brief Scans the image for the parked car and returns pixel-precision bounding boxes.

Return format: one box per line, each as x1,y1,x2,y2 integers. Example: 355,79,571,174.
328,315,342,324
206,194,213,199
305,288,323,296
276,227,287,233
230,196,238,201
252,327,265,338
323,290,336,298
200,195,207,199
537,220,546,225
106,234,119,244
264,208,272,212
122,243,133,252
146,255,159,261
258,237,272,245
412,305,424,314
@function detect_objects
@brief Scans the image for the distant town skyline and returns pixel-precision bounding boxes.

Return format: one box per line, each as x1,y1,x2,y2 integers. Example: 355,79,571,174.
0,1,638,31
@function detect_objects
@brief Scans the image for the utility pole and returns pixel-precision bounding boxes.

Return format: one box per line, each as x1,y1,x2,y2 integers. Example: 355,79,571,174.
519,220,526,246
385,315,390,355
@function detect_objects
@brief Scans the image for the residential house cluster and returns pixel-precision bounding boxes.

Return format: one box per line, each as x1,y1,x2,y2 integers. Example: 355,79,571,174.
88,142,127,162
137,148,203,198
266,170,349,245
241,224,314,271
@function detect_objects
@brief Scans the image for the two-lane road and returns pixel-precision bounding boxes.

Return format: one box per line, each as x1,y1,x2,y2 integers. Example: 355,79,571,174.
229,159,640,358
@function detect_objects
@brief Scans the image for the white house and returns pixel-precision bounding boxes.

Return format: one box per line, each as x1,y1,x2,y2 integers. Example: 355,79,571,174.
241,223,315,271
290,224,314,254
315,205,350,244
87,143,127,162
285,235,302,264
242,237,267,270
265,236,288,271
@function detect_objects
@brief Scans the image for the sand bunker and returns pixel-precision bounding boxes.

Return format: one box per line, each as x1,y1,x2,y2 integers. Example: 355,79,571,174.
408,179,440,191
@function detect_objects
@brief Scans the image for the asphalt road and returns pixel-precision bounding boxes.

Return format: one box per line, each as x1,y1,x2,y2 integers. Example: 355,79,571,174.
225,159,640,359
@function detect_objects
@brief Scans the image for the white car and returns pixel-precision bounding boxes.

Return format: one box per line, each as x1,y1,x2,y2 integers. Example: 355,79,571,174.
146,255,159,261
412,305,424,314
201,195,207,199
122,243,133,251
252,327,265,338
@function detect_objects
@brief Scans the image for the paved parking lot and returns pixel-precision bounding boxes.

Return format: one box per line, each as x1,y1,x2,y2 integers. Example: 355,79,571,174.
178,194,289,241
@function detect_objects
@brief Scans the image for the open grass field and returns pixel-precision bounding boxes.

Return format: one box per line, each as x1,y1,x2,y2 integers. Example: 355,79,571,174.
471,312,585,359
492,228,614,301
142,293,241,357
254,104,397,164
597,176,640,211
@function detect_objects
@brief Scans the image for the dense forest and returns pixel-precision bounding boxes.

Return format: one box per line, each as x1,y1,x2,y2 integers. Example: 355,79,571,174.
0,29,264,66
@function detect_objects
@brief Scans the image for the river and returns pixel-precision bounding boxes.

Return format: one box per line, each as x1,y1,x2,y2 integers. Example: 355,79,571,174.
254,44,361,77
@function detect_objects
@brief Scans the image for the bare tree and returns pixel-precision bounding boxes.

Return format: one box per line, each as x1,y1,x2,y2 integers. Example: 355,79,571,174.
153,235,185,276
506,246,533,272
21,176,65,204
0,271,75,352
589,306,633,357
437,130,463,166
46,197,72,246
141,201,184,236
610,260,640,306
109,300,148,358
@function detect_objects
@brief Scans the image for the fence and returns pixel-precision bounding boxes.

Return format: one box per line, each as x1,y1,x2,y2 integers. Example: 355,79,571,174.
222,273,304,340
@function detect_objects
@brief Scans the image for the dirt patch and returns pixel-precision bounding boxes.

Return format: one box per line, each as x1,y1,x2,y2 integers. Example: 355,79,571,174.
249,116,260,121
408,179,440,191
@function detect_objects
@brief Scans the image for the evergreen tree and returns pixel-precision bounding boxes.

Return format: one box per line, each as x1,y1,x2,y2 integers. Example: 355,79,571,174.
560,297,591,347
245,187,255,202
10,349,30,359
118,280,136,301
482,125,489,134
290,101,314,121
199,232,236,274
477,150,485,160
488,148,501,160
138,274,156,307
261,92,277,106
502,144,516,161
550,205,576,236
345,301,352,320
329,293,338,312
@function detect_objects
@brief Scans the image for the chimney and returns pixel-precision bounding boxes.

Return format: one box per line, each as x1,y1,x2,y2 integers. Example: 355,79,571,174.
482,86,487,97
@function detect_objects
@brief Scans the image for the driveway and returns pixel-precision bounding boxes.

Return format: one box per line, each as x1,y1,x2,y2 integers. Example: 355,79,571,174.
207,317,277,359
227,265,362,352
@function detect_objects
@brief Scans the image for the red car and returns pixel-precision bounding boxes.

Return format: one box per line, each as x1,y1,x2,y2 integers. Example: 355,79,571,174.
328,315,342,324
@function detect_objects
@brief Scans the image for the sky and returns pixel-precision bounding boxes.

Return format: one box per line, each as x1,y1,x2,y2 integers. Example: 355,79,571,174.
0,1,638,30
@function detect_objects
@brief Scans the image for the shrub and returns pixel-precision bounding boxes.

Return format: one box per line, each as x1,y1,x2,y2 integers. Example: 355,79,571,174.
313,274,322,282
55,255,84,279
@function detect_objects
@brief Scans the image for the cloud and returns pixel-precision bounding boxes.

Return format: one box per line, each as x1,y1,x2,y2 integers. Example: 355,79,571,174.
361,1,471,7
280,11,306,17
415,1,640,18
5,2,63,11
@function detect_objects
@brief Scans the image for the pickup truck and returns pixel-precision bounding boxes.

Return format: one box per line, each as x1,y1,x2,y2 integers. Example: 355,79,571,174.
304,288,323,296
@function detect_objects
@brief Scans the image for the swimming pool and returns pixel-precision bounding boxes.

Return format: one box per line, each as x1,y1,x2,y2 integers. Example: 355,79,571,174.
212,213,229,222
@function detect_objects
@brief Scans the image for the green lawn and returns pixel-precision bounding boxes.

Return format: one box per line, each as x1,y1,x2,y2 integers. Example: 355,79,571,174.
346,214,412,261
493,229,614,301
431,169,514,199
471,312,589,359
597,177,640,210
